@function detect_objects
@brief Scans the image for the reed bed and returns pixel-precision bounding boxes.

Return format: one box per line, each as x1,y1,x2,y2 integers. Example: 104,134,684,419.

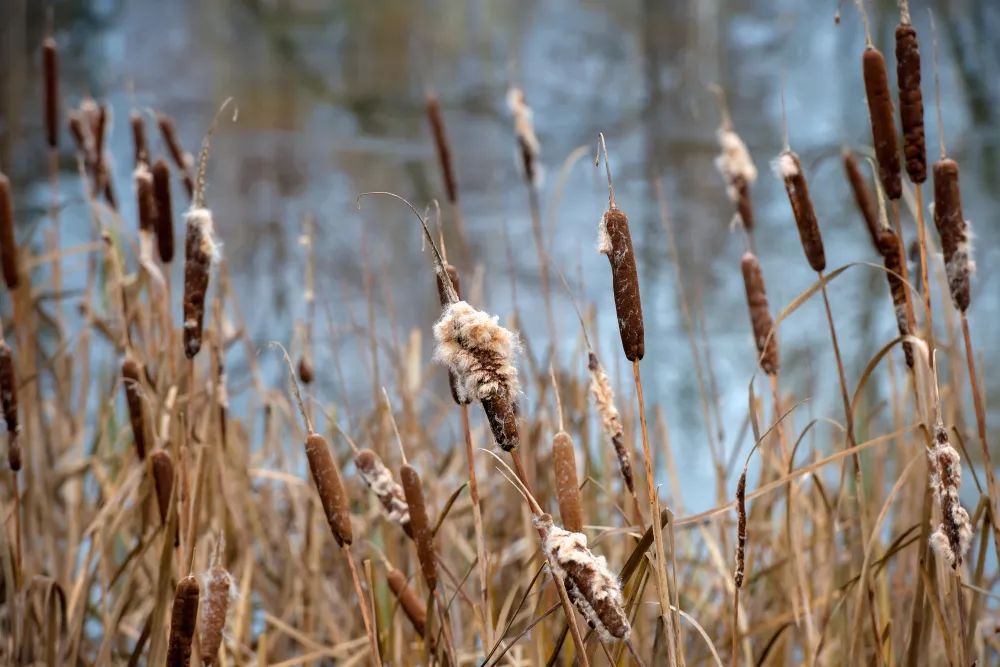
1,8,999,667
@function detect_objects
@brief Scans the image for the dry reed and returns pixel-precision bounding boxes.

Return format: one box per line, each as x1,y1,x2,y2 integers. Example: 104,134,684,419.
166,575,200,667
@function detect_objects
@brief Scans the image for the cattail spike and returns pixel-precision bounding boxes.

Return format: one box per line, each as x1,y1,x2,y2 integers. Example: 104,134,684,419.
166,575,200,667
740,252,779,375
0,173,18,290
864,47,903,200
734,470,747,589
0,342,19,471
305,432,352,547
896,20,926,183
400,463,437,590
200,539,234,666
877,229,915,368
932,158,971,312
777,150,826,272
386,568,428,638
135,164,156,235
121,358,149,461
152,158,175,263
150,450,174,526
843,149,883,250
42,35,59,150
553,432,583,534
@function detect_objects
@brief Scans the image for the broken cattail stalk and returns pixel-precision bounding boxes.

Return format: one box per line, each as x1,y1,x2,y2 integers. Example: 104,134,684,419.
200,541,233,666
150,450,174,526
734,470,747,589
426,93,457,204
596,134,644,361
877,229,915,369
42,36,59,150
777,151,826,272
355,448,411,536
863,47,903,200
386,567,427,638
932,158,971,313
740,252,779,376
896,22,926,184
553,432,584,534
0,342,19,471
305,433,353,547
121,358,149,461
151,158,175,264
400,463,437,591
843,149,882,251
435,263,470,406
166,574,200,667
0,173,19,290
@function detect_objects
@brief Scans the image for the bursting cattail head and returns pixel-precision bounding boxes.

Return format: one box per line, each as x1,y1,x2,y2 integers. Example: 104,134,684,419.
426,93,458,203
896,23,926,184
553,432,584,534
0,343,19,472
386,567,427,638
538,515,630,642
589,353,633,495
0,173,19,290
843,149,883,251
42,36,59,150
355,449,411,535
304,433,352,547
182,208,217,359
507,87,542,187
121,358,149,461
200,542,234,666
150,450,174,526
166,575,200,667
435,263,470,406
135,164,156,235
151,158,175,264
400,463,437,591
863,47,903,200
734,470,747,589
877,229,914,368
927,424,972,568
740,251,779,375
777,151,826,272
932,158,972,312
714,126,758,231
130,110,149,168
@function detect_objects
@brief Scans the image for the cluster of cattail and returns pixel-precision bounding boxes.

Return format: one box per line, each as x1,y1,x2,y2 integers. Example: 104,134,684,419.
596,134,644,362
538,514,631,643
0,173,18,290
932,158,973,313
200,540,234,666
507,87,541,187
777,150,826,272
927,424,972,568
166,575,199,667
740,252,779,375
843,149,882,250
588,353,634,497
355,449,411,535
713,111,758,231
158,113,196,198
121,358,150,460
0,342,19,472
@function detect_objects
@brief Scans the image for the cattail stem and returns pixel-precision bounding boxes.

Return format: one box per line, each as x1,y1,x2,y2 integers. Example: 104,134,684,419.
345,548,380,667
527,187,556,356
731,587,740,667
890,201,918,346
11,473,21,590
461,403,493,649
913,184,935,358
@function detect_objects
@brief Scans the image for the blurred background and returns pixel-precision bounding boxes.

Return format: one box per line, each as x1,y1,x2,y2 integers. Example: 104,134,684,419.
1,0,998,511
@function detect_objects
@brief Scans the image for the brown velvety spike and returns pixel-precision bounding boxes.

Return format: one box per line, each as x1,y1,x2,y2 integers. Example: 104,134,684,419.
601,208,644,361
779,151,826,272
843,149,882,251
553,431,584,533
387,568,427,638
932,158,971,312
135,167,156,233
482,393,519,451
735,179,755,232
0,174,18,290
150,450,174,525
863,48,903,200
297,355,314,385
734,471,747,589
304,433,352,547
200,555,233,666
121,358,149,460
152,158,175,264
42,37,59,150
877,229,915,368
0,342,19,471
740,252,779,375
896,23,926,184
182,209,214,359
158,114,187,172
436,264,470,405
426,94,458,203
130,111,149,168
166,575,200,667
400,464,437,591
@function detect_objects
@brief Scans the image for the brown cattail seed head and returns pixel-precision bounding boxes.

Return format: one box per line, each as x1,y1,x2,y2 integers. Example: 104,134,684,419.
200,553,233,666
598,207,644,361
0,173,19,290
183,208,216,359
777,151,826,272
426,94,458,204
589,354,633,495
135,165,156,234
297,354,314,385
863,48,903,200
928,424,972,569
130,110,148,168
734,471,747,589
387,568,427,637
304,433,352,547
158,114,187,173
150,450,174,526
400,463,437,591
932,158,972,312
0,343,19,471
152,158,176,263
435,264,470,406
166,575,200,667
121,358,149,460
843,149,882,251
355,449,411,535
877,229,914,368
482,393,519,452
553,432,584,534
715,126,758,231
42,37,59,150
895,24,927,184
740,252,779,375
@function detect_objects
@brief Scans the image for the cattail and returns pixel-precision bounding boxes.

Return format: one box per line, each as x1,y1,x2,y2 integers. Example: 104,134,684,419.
166,575,200,667
386,567,427,637
200,542,233,666
158,113,195,199
507,87,541,187
588,353,634,495
843,148,882,251
714,121,758,231
0,343,19,472
896,22,926,184
151,158,176,264
539,514,630,642
183,208,216,359
355,449,411,535
121,358,149,460
435,264,470,406
42,37,59,150
927,424,972,568
297,354,314,385
0,173,18,290
777,151,826,272
400,463,437,591
877,229,914,368
863,47,903,200
304,433,352,547
740,252,779,375
932,158,972,312
426,93,458,203
68,111,92,160
130,110,149,168
553,432,583,534
93,103,108,171
596,135,644,361
135,165,156,234
734,470,747,589
150,450,174,526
